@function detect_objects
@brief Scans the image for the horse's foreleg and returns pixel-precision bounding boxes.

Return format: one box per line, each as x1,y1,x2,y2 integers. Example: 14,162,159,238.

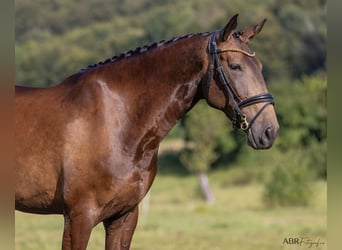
103,206,139,250
62,210,95,250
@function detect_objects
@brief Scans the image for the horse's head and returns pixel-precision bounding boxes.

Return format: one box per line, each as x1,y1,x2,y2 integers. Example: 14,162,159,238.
203,14,279,149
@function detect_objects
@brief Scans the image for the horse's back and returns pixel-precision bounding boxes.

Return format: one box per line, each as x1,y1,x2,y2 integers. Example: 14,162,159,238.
15,85,38,93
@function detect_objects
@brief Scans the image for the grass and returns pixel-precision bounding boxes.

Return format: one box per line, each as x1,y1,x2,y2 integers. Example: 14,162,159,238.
15,167,326,250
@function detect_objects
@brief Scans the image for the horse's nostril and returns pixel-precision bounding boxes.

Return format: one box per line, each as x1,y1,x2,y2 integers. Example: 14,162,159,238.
265,127,272,140
259,127,273,146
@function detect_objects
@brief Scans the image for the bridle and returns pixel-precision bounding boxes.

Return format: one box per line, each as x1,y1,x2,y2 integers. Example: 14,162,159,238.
205,31,274,131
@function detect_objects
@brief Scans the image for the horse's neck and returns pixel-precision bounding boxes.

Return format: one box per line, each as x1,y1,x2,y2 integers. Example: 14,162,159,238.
102,34,210,151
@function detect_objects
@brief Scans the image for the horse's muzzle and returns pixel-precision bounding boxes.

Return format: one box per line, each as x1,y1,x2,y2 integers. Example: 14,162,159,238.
247,124,279,149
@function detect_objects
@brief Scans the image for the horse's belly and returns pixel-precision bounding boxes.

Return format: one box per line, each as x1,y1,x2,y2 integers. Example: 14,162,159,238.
15,195,64,215
15,162,64,214
15,187,64,214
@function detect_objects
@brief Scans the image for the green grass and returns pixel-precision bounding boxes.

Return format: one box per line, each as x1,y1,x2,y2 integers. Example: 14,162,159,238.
15,169,326,250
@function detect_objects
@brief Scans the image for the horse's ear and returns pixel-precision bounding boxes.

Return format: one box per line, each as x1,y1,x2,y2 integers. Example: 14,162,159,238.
220,14,238,42
240,19,267,44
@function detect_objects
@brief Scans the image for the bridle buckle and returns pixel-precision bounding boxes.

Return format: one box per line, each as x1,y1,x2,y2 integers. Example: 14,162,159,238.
240,115,249,131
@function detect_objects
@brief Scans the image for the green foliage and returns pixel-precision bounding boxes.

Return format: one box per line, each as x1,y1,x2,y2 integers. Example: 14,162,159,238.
278,3,326,78
180,101,236,173
15,0,326,86
269,73,327,178
275,74,326,146
263,151,314,207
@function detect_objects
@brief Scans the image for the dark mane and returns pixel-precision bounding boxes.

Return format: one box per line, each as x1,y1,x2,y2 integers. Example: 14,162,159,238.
80,32,210,72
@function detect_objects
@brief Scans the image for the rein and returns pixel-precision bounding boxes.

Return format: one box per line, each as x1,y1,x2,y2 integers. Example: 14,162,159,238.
205,31,274,131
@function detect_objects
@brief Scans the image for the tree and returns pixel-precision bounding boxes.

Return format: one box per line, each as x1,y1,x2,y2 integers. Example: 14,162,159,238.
270,73,327,178
180,101,237,204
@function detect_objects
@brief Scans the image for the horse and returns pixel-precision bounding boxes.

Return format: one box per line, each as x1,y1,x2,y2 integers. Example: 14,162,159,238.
15,14,279,249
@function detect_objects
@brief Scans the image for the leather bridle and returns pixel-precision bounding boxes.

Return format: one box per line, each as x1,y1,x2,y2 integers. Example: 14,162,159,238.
205,31,274,131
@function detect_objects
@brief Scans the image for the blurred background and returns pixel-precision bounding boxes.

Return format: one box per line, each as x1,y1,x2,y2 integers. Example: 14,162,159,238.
15,0,326,249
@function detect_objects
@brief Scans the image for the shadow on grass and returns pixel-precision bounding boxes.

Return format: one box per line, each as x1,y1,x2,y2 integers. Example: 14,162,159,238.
157,151,190,177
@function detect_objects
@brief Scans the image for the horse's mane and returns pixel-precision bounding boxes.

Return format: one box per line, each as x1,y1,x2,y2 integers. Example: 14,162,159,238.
79,32,211,72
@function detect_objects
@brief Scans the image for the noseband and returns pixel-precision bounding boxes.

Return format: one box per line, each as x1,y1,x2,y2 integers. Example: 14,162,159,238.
205,31,274,131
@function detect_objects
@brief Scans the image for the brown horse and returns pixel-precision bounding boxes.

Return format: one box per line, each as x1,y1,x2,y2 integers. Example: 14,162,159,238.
15,14,279,249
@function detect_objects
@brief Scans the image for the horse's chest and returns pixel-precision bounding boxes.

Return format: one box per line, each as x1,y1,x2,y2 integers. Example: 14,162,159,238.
97,166,156,219
93,149,156,207
63,139,158,219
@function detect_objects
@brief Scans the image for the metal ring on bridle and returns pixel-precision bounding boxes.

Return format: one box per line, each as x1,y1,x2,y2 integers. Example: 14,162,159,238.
240,115,249,131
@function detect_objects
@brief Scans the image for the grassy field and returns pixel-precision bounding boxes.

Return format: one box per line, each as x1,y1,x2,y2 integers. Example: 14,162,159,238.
15,166,326,250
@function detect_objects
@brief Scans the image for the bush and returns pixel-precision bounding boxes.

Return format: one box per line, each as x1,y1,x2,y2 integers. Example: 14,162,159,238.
262,151,313,207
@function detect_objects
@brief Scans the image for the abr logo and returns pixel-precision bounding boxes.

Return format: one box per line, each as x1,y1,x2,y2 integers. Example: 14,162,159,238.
283,237,300,245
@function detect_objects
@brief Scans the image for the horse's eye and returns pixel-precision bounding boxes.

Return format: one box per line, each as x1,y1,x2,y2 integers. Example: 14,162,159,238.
229,64,242,71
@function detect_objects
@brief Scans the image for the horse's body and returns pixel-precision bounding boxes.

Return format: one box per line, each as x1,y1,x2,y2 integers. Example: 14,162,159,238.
15,15,279,249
